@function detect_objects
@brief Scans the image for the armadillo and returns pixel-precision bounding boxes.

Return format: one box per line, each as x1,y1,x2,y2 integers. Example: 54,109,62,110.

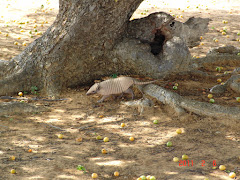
86,76,156,102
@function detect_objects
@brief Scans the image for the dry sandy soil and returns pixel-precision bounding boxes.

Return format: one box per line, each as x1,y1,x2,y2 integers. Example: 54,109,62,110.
0,0,240,180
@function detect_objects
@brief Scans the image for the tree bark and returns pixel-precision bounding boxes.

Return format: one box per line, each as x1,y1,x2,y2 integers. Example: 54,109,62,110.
0,0,209,97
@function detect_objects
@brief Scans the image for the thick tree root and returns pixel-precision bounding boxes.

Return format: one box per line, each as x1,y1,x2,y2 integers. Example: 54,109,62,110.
210,74,240,94
143,84,240,120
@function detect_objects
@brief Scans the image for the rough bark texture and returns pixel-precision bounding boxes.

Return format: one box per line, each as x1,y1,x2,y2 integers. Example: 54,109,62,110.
1,0,239,119
0,0,210,97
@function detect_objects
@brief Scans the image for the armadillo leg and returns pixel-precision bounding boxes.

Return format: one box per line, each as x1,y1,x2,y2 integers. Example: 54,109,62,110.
97,95,111,103
124,88,135,99
117,93,124,99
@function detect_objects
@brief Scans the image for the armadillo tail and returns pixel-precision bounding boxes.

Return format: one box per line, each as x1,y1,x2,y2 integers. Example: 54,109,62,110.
133,79,157,85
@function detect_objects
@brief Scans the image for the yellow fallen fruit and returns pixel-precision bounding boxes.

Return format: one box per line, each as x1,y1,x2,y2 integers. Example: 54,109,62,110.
96,135,102,140
207,94,213,99
229,172,236,178
10,156,16,161
58,134,64,139
14,42,18,45
18,92,23,96
146,175,151,180
101,149,107,154
103,137,109,142
173,157,179,162
217,79,222,83
182,154,189,160
114,171,119,176
76,137,82,142
11,169,16,174
28,149,32,153
219,165,226,170
92,173,98,179
176,129,182,134
129,137,134,141
22,42,27,46
121,123,125,127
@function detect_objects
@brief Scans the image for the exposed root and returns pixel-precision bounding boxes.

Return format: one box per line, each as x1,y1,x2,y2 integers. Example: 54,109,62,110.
210,74,240,94
143,84,240,120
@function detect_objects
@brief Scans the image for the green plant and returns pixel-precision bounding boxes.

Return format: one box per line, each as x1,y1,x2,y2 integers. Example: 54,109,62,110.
111,74,118,78
31,86,39,95
77,165,86,173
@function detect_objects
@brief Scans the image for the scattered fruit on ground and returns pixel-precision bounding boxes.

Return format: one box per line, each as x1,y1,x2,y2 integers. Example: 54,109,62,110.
11,169,16,174
92,173,98,179
121,123,125,127
96,135,103,140
14,42,18,45
76,137,82,142
153,120,159,124
10,156,16,161
229,172,236,178
140,175,146,180
58,134,64,139
176,129,182,134
18,92,23,96
217,78,222,83
99,115,104,118
219,165,226,170
129,137,134,141
173,86,178,90
101,149,107,154
166,141,173,147
182,154,189,160
28,149,32,153
209,99,215,103
236,97,240,102
150,176,156,180
207,94,213,99
173,157,179,162
103,137,109,142
146,175,151,180
114,171,119,176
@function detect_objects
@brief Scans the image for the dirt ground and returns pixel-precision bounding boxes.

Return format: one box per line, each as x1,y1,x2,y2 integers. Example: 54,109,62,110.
0,0,240,180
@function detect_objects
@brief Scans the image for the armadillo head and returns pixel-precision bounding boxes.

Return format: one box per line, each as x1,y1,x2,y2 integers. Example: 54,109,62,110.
86,83,100,95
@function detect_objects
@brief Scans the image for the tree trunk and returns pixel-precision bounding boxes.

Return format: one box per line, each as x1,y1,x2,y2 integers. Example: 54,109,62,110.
0,0,209,97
